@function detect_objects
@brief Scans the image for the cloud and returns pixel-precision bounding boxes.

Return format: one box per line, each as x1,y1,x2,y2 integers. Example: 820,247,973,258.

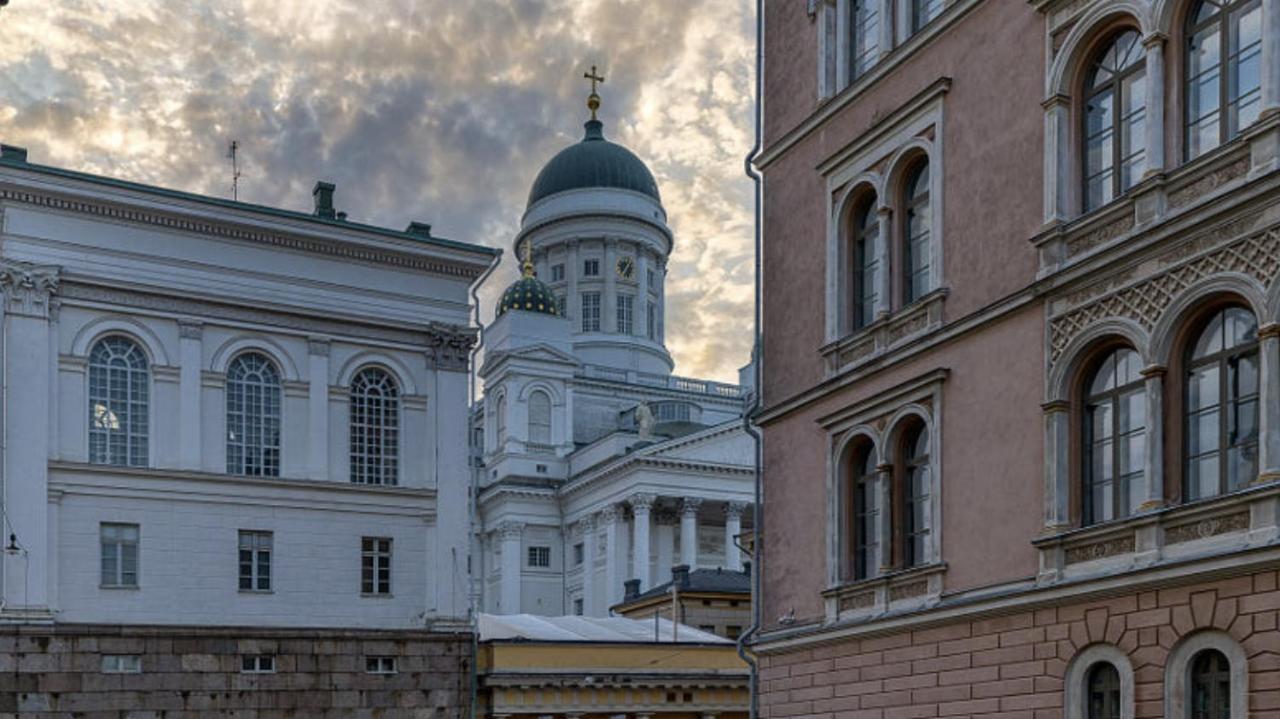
0,0,756,382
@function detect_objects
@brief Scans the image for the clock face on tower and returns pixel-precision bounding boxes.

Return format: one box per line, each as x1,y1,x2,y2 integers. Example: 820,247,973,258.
616,256,635,280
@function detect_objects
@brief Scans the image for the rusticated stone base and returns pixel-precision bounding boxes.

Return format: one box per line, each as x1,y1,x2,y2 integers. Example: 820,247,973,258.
0,623,471,717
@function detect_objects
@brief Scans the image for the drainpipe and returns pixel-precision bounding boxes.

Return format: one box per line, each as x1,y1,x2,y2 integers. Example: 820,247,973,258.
735,2,765,719
466,249,502,719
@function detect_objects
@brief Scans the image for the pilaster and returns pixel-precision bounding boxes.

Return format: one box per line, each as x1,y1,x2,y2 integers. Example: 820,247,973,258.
178,320,203,471
497,521,524,614
680,497,702,569
1140,366,1167,509
1142,34,1167,177
725,501,747,572
629,493,655,590
307,338,331,480
1259,325,1280,479
1043,400,1072,531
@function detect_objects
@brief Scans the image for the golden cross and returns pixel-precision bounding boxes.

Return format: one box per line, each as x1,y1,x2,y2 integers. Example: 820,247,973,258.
584,65,605,120
521,239,534,278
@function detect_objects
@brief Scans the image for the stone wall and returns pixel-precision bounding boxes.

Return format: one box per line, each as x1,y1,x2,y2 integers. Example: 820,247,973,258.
0,624,471,717
757,569,1280,718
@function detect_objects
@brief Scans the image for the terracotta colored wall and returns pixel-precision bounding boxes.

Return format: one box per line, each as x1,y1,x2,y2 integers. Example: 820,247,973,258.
758,570,1280,718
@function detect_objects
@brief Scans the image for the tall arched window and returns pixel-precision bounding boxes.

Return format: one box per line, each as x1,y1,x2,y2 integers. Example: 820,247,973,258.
1083,30,1146,211
1087,662,1122,719
528,390,552,445
1083,347,1145,525
850,444,879,580
494,395,507,445
1190,649,1232,718
225,352,281,477
350,367,400,485
88,336,149,467
900,423,931,567
1186,0,1262,159
902,163,932,304
850,0,880,80
1186,306,1259,500
852,197,880,331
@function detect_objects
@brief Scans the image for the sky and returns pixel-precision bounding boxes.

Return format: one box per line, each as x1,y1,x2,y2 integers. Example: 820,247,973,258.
0,0,757,382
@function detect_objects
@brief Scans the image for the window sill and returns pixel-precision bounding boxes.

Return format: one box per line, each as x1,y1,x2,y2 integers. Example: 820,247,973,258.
238,589,273,595
1033,478,1280,585
100,585,139,591
821,562,947,624
360,593,394,599
821,289,948,377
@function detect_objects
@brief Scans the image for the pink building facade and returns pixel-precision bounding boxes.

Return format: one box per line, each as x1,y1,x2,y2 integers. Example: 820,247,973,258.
755,0,1280,717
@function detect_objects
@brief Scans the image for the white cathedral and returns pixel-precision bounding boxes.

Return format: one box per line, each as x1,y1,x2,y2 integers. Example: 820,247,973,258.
472,94,756,618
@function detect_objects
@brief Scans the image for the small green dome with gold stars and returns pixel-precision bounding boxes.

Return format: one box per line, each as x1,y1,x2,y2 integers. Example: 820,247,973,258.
498,245,560,318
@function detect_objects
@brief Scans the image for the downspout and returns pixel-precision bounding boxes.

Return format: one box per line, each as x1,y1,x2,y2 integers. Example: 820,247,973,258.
467,249,502,719
735,2,765,719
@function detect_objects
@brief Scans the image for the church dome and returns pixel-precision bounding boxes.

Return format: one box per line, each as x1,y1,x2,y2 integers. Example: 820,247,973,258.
526,120,661,208
498,261,560,318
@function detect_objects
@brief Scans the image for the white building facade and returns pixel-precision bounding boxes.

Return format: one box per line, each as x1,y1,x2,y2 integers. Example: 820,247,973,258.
0,145,496,632
473,107,756,618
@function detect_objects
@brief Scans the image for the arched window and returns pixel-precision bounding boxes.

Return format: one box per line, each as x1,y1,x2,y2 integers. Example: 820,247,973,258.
225,352,281,477
1083,347,1145,525
1087,662,1122,719
1185,306,1258,500
1083,30,1146,211
902,163,932,304
1186,0,1262,159
900,422,931,567
350,367,400,485
852,197,880,331
495,395,507,445
911,0,943,33
528,390,552,445
88,336,149,467
850,0,880,80
1190,649,1232,719
850,444,879,580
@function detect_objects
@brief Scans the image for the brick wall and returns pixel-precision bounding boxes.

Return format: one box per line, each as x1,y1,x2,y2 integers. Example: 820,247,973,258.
758,569,1280,718
0,624,471,717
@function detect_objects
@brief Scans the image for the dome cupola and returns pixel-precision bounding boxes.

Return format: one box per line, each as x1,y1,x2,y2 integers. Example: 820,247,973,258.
526,119,661,208
497,244,560,318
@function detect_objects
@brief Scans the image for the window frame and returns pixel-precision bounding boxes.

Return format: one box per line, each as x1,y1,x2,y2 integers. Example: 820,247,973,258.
1082,347,1147,526
240,655,276,674
849,443,879,581
1184,0,1263,161
617,293,635,334
851,196,881,332
238,530,273,593
225,351,283,478
361,536,393,596
527,390,552,445
849,0,881,81
1087,661,1123,719
898,421,931,568
900,161,932,305
581,291,602,332
1080,29,1147,213
349,366,401,486
527,545,551,568
101,654,142,674
100,522,140,588
366,656,398,674
88,335,150,468
583,258,601,277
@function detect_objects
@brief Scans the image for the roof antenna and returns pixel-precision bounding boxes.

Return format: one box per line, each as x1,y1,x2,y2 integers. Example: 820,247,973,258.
227,140,242,201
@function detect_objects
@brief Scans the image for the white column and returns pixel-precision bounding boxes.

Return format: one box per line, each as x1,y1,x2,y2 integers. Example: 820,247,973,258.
1262,0,1280,116
680,497,702,568
580,516,598,616
1142,35,1167,178
1259,326,1280,479
629,493,655,590
1043,401,1071,530
604,239,618,333
498,521,524,614
1043,96,1070,224
602,506,623,609
1140,367,1166,508
567,239,581,323
307,339,330,479
655,511,676,580
875,207,892,318
724,501,747,572
1,261,58,615
177,320,203,471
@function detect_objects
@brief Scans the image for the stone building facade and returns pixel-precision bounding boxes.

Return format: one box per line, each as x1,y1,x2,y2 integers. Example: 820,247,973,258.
756,0,1280,717
0,143,494,715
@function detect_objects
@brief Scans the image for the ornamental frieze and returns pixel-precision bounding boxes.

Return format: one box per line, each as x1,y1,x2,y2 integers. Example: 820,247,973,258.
1164,511,1250,545
1064,535,1134,565
0,258,59,318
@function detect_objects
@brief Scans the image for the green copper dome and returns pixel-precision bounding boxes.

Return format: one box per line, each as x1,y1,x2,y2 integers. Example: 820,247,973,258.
498,272,560,318
527,120,661,208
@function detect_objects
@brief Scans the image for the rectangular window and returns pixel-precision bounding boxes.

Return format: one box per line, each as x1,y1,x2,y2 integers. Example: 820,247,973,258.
238,530,272,592
581,292,601,332
647,301,657,340
573,598,584,615
551,263,565,282
617,295,635,334
699,624,716,633
102,654,142,674
240,655,275,673
100,523,139,588
527,545,551,568
366,656,398,674
573,542,584,566
726,625,742,639
361,537,392,595
583,258,600,277
647,268,657,289
556,294,567,318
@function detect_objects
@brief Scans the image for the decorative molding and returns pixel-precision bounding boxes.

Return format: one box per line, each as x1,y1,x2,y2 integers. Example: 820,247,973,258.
628,492,656,513
425,326,477,372
679,497,704,519
839,592,875,611
888,580,928,601
177,320,203,340
0,185,490,280
0,258,59,318
1065,535,1136,564
725,501,749,521
1164,512,1249,544
495,521,525,541
1168,156,1250,209
1066,213,1134,258
599,505,622,525
308,338,331,357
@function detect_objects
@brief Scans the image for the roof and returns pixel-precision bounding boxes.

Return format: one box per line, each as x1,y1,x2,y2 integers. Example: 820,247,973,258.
620,568,751,607
478,613,728,644
0,148,498,258
526,120,661,208
498,275,560,317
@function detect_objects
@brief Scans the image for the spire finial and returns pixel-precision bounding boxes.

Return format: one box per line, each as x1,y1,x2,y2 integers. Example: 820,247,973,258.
584,65,605,120
521,239,535,278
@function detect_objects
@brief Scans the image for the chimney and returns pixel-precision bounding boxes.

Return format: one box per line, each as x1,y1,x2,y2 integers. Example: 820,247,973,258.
671,564,691,589
623,578,640,601
312,181,336,219
405,222,433,238
0,145,28,163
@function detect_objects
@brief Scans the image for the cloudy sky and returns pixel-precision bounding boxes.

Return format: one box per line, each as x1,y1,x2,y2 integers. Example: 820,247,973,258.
0,0,756,382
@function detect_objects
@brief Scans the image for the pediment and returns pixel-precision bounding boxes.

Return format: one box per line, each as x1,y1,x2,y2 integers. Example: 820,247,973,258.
642,424,755,467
